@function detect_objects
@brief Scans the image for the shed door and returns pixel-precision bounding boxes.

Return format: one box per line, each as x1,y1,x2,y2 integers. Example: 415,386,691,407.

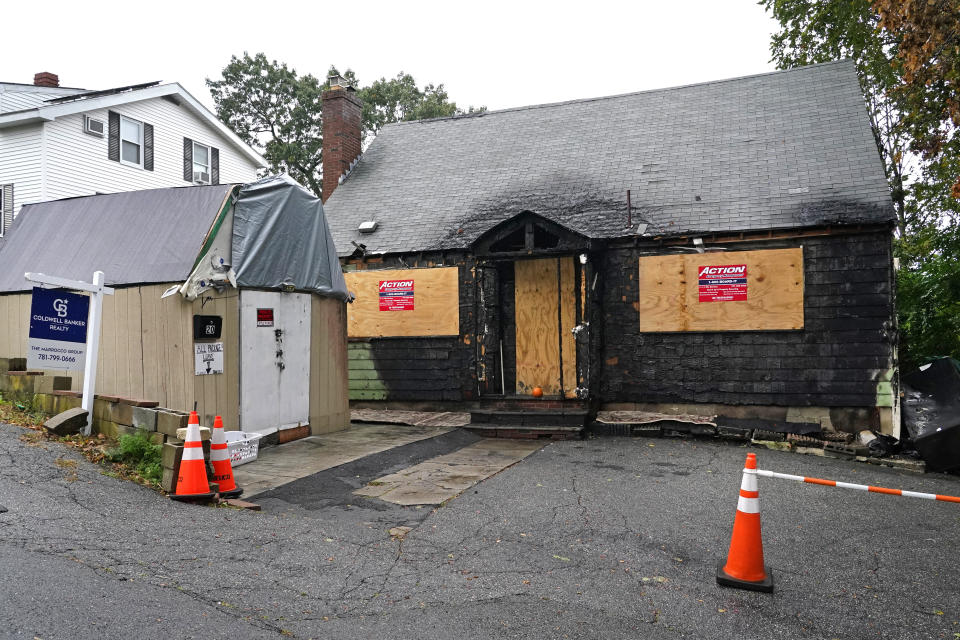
514,257,576,397
239,291,311,433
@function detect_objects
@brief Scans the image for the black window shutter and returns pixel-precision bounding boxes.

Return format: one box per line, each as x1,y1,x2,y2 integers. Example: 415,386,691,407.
211,147,220,185
108,111,120,162
183,138,193,182
143,123,154,171
2,184,13,236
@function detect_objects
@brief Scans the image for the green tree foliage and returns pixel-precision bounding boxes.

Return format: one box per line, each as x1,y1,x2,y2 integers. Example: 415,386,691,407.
359,72,481,143
207,53,482,198
762,0,960,369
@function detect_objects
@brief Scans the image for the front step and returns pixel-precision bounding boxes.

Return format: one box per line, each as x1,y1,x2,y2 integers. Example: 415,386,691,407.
464,424,583,441
470,409,589,427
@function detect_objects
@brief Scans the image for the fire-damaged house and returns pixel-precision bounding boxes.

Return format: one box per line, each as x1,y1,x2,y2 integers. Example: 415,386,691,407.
319,60,899,437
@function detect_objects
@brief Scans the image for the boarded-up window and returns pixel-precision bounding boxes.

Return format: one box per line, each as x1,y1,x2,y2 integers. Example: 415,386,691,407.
346,267,459,337
637,248,804,332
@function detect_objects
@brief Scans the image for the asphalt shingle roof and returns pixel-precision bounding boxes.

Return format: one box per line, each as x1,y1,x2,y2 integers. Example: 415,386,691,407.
0,186,232,293
324,60,894,256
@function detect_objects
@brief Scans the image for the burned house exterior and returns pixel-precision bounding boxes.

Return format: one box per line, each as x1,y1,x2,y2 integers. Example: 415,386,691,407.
320,61,898,434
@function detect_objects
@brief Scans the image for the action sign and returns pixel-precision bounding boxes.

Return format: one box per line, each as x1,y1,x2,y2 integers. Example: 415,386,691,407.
195,342,224,375
379,279,415,311
698,264,748,302
27,288,90,370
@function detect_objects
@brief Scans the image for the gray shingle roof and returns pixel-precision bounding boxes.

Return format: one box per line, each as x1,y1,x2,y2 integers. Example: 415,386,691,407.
0,185,232,293
324,60,894,256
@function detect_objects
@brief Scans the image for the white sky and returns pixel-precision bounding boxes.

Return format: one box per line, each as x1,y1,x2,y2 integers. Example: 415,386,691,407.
1,1,779,113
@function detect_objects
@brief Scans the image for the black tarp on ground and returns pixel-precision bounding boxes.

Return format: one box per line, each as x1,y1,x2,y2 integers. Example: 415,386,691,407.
902,358,960,472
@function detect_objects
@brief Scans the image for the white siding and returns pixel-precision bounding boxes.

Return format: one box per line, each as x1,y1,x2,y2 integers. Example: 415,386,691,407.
42,97,261,202
0,124,43,231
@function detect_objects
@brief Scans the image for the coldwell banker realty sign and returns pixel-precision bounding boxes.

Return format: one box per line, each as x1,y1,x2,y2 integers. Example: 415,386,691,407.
698,264,748,302
27,287,90,370
379,279,415,311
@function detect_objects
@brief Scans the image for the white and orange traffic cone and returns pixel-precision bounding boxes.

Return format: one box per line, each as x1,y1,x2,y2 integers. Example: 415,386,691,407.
171,411,215,502
210,415,242,498
716,452,774,592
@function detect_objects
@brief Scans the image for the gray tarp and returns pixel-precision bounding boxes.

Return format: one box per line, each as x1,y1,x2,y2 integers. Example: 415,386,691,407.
232,175,349,300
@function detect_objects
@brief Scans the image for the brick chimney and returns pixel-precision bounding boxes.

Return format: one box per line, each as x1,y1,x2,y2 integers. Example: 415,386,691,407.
321,73,362,203
33,72,59,88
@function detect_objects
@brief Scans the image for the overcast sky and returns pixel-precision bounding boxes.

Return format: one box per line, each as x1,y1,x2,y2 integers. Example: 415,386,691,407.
1,1,779,113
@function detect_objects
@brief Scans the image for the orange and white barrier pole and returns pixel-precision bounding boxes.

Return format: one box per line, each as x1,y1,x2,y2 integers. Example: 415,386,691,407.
756,469,960,504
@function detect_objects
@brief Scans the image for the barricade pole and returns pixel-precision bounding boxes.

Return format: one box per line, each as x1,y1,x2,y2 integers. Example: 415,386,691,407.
756,469,960,504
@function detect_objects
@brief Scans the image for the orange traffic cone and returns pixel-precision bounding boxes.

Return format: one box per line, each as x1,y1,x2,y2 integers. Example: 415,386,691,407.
210,415,242,498
716,452,774,592
171,411,215,502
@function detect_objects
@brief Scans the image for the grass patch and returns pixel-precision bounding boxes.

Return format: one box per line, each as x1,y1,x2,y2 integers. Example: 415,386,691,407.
105,430,162,484
1,397,164,491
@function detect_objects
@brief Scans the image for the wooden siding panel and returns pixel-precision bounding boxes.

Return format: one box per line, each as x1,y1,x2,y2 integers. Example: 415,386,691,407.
311,296,349,434
345,267,459,337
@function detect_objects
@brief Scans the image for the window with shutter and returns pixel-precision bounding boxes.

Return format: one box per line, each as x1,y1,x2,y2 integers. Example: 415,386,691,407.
119,116,143,167
192,141,211,184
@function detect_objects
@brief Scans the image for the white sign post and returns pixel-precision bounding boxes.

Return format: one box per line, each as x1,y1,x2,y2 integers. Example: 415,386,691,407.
25,271,114,435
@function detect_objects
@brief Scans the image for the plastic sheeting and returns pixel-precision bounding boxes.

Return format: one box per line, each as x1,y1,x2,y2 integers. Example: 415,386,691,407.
902,358,960,472
232,175,349,300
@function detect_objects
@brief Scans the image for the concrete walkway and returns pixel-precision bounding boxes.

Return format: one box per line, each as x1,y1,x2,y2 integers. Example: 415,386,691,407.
354,438,543,505
233,423,452,497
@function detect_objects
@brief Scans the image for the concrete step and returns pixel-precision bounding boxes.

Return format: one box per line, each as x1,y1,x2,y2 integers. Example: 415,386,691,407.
464,424,584,441
470,409,589,427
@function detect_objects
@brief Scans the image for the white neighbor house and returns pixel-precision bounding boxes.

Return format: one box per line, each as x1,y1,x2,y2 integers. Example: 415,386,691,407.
0,72,267,236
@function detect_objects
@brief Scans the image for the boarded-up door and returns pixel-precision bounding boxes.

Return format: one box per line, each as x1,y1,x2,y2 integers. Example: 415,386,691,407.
514,257,576,397
239,291,311,433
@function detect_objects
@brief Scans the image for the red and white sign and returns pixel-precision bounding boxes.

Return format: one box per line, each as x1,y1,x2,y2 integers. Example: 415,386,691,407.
698,264,748,302
379,280,415,311
256,308,274,327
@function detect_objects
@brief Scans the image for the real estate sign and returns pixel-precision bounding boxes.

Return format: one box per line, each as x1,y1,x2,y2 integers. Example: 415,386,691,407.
27,287,89,370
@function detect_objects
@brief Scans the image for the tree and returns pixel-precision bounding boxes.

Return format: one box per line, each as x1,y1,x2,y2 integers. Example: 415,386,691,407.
207,54,482,197
358,72,481,143
875,0,960,200
762,0,960,369
207,53,326,197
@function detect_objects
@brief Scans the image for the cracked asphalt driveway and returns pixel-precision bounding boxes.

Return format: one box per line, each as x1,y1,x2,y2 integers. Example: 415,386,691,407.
2,421,959,639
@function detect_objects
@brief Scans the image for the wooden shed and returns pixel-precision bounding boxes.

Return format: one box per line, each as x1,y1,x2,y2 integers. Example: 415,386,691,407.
0,176,349,440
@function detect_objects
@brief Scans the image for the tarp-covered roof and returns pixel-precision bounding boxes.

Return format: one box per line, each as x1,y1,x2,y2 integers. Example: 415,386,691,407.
0,186,232,293
323,59,895,256
232,175,349,300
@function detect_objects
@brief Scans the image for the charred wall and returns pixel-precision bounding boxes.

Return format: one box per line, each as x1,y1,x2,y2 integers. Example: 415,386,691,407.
346,252,479,403
597,231,895,407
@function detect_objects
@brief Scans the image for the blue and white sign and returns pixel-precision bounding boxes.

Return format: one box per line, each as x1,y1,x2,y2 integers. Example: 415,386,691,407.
27,287,89,371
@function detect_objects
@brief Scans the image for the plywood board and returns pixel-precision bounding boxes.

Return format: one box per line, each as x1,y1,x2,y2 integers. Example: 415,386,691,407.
346,267,459,338
638,248,804,332
515,257,577,396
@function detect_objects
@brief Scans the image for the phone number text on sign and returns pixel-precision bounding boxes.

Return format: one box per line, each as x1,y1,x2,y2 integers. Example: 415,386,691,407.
698,264,748,302
378,280,414,311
